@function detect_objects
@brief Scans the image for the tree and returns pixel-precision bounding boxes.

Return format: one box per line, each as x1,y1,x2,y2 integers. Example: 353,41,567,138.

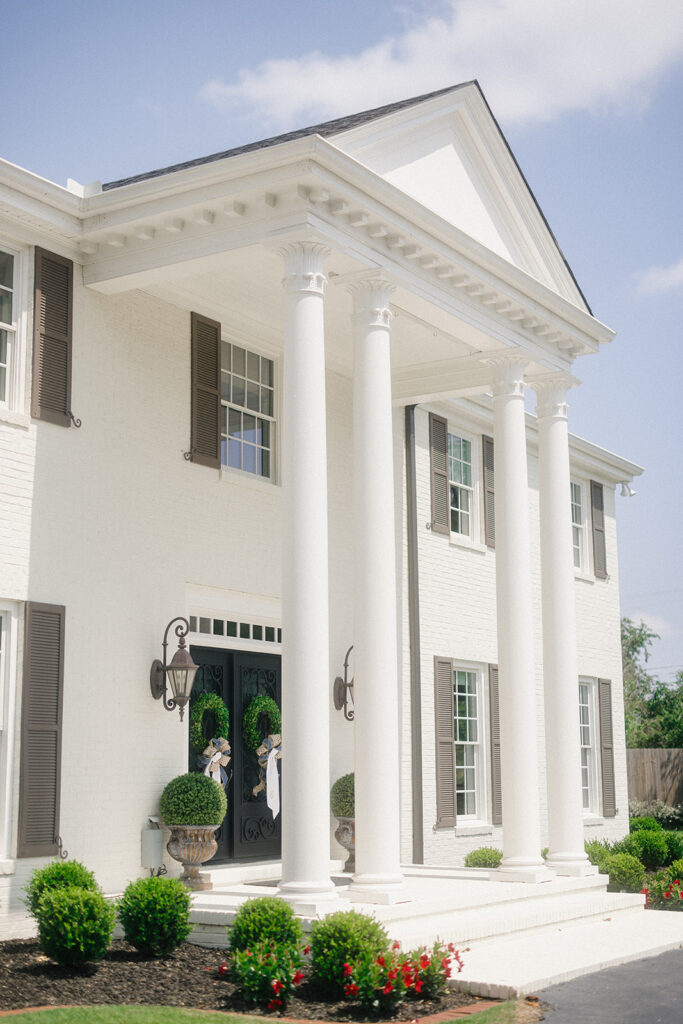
622,617,683,748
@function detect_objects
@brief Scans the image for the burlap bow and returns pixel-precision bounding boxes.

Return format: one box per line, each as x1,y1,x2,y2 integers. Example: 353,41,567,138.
197,736,231,787
252,733,282,818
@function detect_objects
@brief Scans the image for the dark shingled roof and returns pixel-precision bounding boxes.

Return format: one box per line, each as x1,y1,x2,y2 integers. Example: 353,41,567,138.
102,83,472,191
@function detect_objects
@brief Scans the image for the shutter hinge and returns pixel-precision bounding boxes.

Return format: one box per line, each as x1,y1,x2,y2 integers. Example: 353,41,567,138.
183,449,192,461
67,411,82,428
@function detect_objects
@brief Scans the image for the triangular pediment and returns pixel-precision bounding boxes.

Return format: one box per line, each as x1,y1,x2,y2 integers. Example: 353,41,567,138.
328,84,588,311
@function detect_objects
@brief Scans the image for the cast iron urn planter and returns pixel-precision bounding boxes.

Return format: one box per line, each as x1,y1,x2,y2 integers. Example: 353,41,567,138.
334,816,355,873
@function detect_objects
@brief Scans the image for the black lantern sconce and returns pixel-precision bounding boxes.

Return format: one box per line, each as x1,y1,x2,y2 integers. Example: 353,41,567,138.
150,617,199,721
333,645,354,721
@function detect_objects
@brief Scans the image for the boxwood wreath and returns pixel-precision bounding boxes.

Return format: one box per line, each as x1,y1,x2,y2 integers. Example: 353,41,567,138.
243,694,281,752
189,692,230,756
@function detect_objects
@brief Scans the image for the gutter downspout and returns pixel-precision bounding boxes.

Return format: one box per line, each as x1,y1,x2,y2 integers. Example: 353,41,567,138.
405,404,424,864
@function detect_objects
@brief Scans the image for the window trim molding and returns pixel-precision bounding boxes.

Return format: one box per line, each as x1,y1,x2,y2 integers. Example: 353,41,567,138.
0,240,28,419
0,602,19,860
452,659,489,826
447,425,481,547
570,476,590,577
578,676,600,817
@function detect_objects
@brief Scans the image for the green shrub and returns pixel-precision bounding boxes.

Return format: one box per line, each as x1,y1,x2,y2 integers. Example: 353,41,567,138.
310,909,390,996
668,857,683,878
616,829,669,870
463,847,503,869
664,831,683,865
629,799,683,830
36,886,115,966
330,773,354,818
230,939,304,1009
629,815,663,833
118,876,192,957
602,853,646,893
160,772,227,826
228,896,303,953
585,839,613,870
24,859,100,918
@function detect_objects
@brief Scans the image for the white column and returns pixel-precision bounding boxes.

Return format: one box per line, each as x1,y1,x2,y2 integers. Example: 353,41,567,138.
535,376,596,876
347,278,404,901
489,356,553,883
277,242,337,912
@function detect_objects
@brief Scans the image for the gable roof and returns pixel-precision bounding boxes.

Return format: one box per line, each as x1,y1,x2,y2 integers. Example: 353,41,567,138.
102,80,590,313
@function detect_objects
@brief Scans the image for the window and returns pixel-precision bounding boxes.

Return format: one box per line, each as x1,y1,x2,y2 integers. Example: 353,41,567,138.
453,668,480,816
220,341,275,478
578,679,598,813
448,433,473,537
570,481,584,569
0,248,16,406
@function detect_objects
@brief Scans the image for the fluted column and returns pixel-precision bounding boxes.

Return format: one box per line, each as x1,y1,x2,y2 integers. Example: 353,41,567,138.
535,376,596,876
277,242,337,911
489,355,552,883
347,278,404,901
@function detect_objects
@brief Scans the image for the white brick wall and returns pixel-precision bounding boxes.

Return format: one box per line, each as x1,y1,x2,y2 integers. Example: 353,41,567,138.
0,267,629,914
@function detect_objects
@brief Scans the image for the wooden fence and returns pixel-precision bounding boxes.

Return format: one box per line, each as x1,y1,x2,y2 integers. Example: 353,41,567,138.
626,748,683,806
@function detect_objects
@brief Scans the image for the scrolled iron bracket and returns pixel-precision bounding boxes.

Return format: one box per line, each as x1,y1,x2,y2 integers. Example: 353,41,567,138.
333,645,354,722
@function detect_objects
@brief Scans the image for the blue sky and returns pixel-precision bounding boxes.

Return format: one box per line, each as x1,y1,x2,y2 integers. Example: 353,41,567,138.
3,0,682,679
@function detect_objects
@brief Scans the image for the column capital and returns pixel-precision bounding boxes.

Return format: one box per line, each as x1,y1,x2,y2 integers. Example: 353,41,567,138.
481,352,529,398
533,373,581,420
347,277,395,331
280,242,330,296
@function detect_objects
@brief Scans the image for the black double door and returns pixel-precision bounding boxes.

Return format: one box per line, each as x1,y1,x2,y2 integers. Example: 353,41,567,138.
189,647,281,862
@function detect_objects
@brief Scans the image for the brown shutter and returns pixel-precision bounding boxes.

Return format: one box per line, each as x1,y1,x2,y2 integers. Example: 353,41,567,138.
17,603,65,857
598,678,616,817
488,664,503,825
590,481,607,579
482,435,495,548
32,248,73,426
434,656,456,827
191,312,221,468
429,413,449,535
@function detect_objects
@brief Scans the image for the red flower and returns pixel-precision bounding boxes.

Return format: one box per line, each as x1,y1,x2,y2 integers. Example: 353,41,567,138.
343,963,353,977
272,979,284,993
303,945,310,955
676,880,681,886
268,998,283,1010
448,943,456,953
414,980,423,993
664,891,672,899
293,971,305,985
387,968,398,981
383,982,394,994
218,962,228,976
345,983,359,997
392,940,401,950
376,955,386,967
419,955,430,969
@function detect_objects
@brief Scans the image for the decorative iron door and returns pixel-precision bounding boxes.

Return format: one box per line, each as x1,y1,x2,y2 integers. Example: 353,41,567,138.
188,647,281,862
232,651,282,860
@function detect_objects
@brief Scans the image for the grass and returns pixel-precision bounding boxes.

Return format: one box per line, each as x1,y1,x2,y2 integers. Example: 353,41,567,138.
0,1009,272,1024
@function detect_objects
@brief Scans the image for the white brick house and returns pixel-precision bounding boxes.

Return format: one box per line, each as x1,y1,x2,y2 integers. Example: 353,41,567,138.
0,81,640,918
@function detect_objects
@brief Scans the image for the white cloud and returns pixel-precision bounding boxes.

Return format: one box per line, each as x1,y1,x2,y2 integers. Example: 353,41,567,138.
635,256,683,295
199,0,683,130
628,612,676,639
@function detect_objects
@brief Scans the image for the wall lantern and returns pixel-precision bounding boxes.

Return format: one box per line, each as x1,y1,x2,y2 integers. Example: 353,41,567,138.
620,482,636,498
150,617,199,721
333,645,354,721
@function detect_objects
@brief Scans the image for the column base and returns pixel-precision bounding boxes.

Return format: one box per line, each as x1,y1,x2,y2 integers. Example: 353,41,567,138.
347,871,407,905
545,854,598,877
492,860,555,884
277,879,339,916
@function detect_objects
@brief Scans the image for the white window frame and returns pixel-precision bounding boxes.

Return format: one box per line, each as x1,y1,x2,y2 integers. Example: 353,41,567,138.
578,677,600,816
219,335,278,484
0,240,28,420
447,425,482,547
570,477,590,576
0,602,19,859
452,662,487,822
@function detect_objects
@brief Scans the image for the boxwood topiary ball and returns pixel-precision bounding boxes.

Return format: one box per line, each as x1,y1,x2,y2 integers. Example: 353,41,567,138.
330,773,354,818
160,772,227,826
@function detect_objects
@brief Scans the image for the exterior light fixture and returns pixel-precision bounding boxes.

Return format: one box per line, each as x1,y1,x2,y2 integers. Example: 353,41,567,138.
620,482,636,498
333,645,354,721
150,617,199,721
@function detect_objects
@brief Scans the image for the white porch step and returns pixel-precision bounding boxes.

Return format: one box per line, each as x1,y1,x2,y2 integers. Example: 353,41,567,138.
450,909,683,998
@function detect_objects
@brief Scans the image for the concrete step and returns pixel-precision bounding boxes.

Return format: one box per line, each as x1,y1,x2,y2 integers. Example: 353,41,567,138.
450,909,683,998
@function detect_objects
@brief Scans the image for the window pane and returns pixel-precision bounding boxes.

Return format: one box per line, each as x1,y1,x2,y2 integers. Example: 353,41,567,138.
0,289,12,325
232,377,246,407
213,619,224,635
226,621,237,637
0,252,13,289
261,359,273,386
247,351,259,382
253,625,263,640
221,374,230,401
0,364,5,401
232,346,245,376
227,438,241,468
220,438,227,464
246,380,260,411
0,330,6,364
261,386,273,416
243,444,256,474
259,419,270,447
243,413,256,442
239,622,250,639
228,408,242,437
221,341,231,371
265,626,275,642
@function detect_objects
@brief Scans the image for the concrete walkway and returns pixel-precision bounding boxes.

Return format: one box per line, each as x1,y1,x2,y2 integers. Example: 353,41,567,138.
536,947,683,1024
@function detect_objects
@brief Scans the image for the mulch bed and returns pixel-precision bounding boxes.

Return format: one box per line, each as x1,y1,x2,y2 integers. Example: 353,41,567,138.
0,939,489,1020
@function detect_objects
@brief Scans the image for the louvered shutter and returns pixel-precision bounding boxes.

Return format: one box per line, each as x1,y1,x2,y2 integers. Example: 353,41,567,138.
598,678,616,817
191,312,221,468
590,481,607,579
17,603,65,857
488,664,503,825
434,656,456,827
482,435,495,548
429,413,449,535
32,249,73,426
